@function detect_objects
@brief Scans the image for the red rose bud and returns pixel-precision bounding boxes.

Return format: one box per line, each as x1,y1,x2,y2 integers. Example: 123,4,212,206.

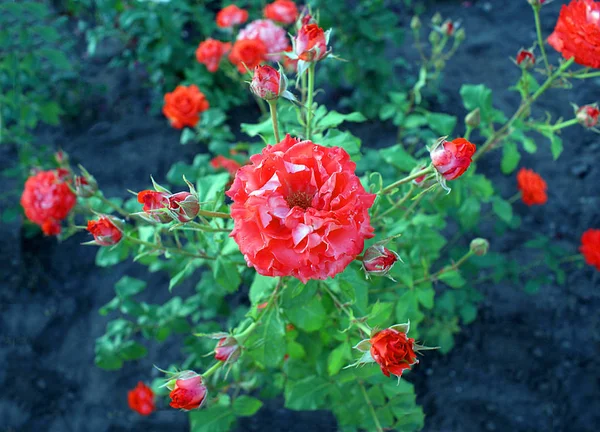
54,150,69,167
214,337,241,363
430,137,476,181
86,216,123,246
128,382,155,416
516,49,536,68
75,175,97,198
196,39,231,73
469,238,489,256
295,23,329,62
250,65,282,101
370,327,418,378
576,105,600,128
264,0,298,25
168,192,199,222
440,19,455,36
580,228,600,271
137,190,171,223
362,244,400,278
167,371,207,411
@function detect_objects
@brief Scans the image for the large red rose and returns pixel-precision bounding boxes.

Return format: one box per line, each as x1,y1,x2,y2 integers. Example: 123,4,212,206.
517,168,548,206
162,85,209,129
548,0,600,69
370,328,418,378
195,39,231,73
127,382,155,416
430,137,476,181
226,135,375,283
169,373,207,411
580,228,600,271
264,0,298,25
20,169,76,236
228,39,268,73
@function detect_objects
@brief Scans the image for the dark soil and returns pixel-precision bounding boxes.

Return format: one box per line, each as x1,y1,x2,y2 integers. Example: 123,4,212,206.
2,1,599,431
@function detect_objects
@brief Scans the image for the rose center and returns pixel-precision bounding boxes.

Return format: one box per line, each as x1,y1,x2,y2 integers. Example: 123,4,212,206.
286,191,313,210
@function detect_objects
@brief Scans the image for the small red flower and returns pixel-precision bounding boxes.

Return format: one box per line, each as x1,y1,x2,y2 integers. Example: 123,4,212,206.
195,39,231,73
517,168,548,206
548,0,600,69
576,105,600,128
440,19,455,36
137,190,171,223
250,65,282,100
430,137,476,181
264,0,298,25
214,337,241,363
87,216,122,246
216,5,248,28
370,328,418,378
128,382,155,416
580,228,600,271
362,244,400,278
516,49,536,68
169,372,207,411
228,39,268,73
162,85,209,129
295,23,328,62
211,155,242,177
20,169,76,236
168,192,199,222
238,19,290,56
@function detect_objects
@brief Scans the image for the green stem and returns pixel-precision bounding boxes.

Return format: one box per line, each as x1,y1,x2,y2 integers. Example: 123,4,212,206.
268,100,281,142
532,5,551,75
571,71,600,79
202,361,223,379
381,166,433,194
376,184,415,220
324,286,371,335
550,118,579,131
236,322,258,344
125,235,214,260
464,125,473,141
401,192,426,221
359,382,384,432
96,193,129,218
306,62,316,140
254,95,267,116
197,209,231,219
508,192,521,204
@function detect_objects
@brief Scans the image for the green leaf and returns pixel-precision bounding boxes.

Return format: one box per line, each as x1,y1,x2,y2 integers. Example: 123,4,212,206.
549,134,563,160
328,342,351,376
380,144,419,172
501,141,521,174
233,396,263,417
96,242,129,267
416,285,435,309
317,110,366,130
39,101,63,125
286,296,327,332
115,276,147,298
321,129,361,158
38,47,71,70
241,117,272,137
249,274,278,305
395,290,424,328
190,406,236,432
196,173,230,208
284,376,329,410
213,258,241,293
367,302,394,328
180,128,196,145
426,112,457,136
491,197,513,224
457,196,481,230
438,269,466,288
119,341,147,361
260,307,286,367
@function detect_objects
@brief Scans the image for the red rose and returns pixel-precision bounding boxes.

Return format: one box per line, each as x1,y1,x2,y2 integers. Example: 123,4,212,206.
238,19,290,56
162,85,209,129
440,19,455,36
228,39,268,73
516,49,536,68
168,192,199,222
20,169,76,236
87,216,123,246
216,4,248,28
370,328,418,378
214,337,241,363
548,0,600,69
516,168,548,206
195,39,231,73
137,190,171,223
362,244,400,277
430,137,476,181
169,372,207,411
580,229,600,271
576,105,600,128
226,134,375,283
211,155,242,177
264,0,298,25
128,382,155,416
250,65,282,100
295,23,328,62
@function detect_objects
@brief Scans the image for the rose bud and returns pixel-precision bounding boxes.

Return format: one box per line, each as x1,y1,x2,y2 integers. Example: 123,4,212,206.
370,326,418,378
580,228,600,271
576,105,600,128
250,65,283,101
54,150,69,167
167,192,199,222
214,336,241,363
137,190,171,223
465,107,481,128
295,22,329,62
167,371,207,411
440,19,455,36
470,238,490,256
516,168,547,206
264,0,299,25
74,175,96,198
86,216,123,246
516,49,536,69
195,39,231,73
410,16,421,31
431,12,442,25
430,137,476,181
216,4,248,28
362,244,400,278
127,382,155,416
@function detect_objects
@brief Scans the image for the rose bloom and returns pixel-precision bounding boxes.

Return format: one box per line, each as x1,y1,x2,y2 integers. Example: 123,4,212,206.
576,105,600,128
580,228,600,271
264,0,298,25
169,373,207,411
548,0,600,69
227,135,375,283
237,19,290,56
87,216,122,246
216,4,248,28
162,85,209,129
137,190,171,223
20,169,76,236
228,39,268,73
516,49,535,67
516,168,548,206
430,137,476,181
211,155,242,177
250,65,282,100
128,382,155,416
295,22,328,61
362,244,399,277
195,39,231,73
370,328,418,378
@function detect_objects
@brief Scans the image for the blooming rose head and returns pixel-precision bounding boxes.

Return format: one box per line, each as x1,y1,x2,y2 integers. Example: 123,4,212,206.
548,0,600,69
195,39,231,73
216,4,248,28
370,328,418,378
516,49,536,68
128,382,155,416
250,65,283,100
576,105,600,128
294,22,328,62
517,168,548,206
137,190,171,223
430,137,476,181
226,135,375,283
86,216,123,246
237,19,290,57
162,85,209,129
362,244,400,278
229,39,268,73
264,0,298,25
168,192,199,222
167,371,207,411
580,228,600,271
20,169,76,236
214,336,241,363
211,155,242,177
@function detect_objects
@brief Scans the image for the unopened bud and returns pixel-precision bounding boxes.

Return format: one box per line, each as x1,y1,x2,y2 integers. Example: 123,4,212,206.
75,175,97,198
86,215,123,246
576,105,600,128
440,19,455,37
516,49,536,69
168,192,200,223
429,31,441,45
215,336,241,363
410,16,421,31
54,150,69,167
454,28,466,43
363,244,400,278
465,108,481,128
470,238,489,256
527,0,546,6
250,65,283,101
431,12,443,26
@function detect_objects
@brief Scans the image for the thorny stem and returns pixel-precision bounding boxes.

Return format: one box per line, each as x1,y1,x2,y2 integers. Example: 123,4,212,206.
125,235,214,260
376,184,416,221
570,71,600,79
324,286,371,336
202,361,223,379
359,381,384,432
381,167,433,195
197,209,231,219
532,4,551,75
306,62,316,140
268,100,281,142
